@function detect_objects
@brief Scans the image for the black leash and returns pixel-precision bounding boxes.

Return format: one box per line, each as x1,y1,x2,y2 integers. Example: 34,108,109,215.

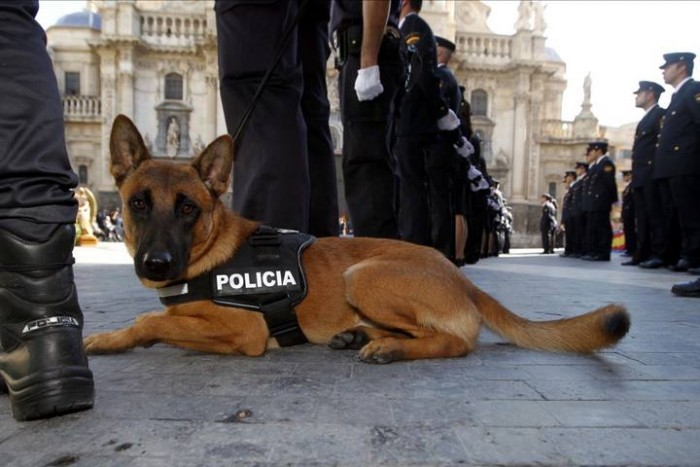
230,0,311,149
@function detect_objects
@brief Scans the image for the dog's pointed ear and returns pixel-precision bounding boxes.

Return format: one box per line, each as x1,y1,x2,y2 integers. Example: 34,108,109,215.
110,115,151,187
192,135,233,197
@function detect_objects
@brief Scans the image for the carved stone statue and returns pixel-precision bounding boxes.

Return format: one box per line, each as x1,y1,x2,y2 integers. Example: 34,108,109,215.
166,117,180,157
75,186,98,246
583,72,592,105
515,0,533,31
533,1,547,35
192,135,206,156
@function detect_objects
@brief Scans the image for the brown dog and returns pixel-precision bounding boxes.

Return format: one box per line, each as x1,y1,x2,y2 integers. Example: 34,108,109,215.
84,115,630,363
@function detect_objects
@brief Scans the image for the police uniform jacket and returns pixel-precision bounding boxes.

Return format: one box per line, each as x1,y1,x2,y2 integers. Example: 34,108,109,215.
570,178,584,218
583,156,618,212
436,64,461,113
396,13,450,140
561,186,574,224
654,79,700,179
631,104,665,188
540,201,557,231
330,0,400,32
622,183,634,218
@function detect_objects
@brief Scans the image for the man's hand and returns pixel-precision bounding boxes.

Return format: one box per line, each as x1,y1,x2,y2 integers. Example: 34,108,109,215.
454,136,475,159
437,109,460,131
355,65,384,101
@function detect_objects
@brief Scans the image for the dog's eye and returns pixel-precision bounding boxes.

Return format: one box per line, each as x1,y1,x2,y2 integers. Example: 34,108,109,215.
180,203,196,216
131,199,146,212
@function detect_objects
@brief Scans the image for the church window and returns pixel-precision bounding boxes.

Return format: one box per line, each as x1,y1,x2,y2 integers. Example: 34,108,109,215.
471,89,488,116
548,182,557,199
65,72,80,96
165,73,183,100
78,165,88,185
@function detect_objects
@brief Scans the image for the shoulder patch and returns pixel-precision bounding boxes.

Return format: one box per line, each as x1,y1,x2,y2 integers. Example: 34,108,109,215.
604,165,613,173
694,93,700,103
405,33,421,46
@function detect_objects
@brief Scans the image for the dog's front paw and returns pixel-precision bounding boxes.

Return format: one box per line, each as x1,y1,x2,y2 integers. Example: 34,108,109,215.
329,329,370,350
358,340,401,364
84,329,136,354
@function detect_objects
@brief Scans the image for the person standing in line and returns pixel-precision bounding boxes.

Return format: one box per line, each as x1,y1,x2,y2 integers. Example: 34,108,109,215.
570,161,589,258
620,170,636,260
331,0,402,238
652,52,700,297
624,81,666,267
216,0,339,236
581,142,618,262
394,0,471,249
0,1,94,421
540,193,557,254
559,171,577,257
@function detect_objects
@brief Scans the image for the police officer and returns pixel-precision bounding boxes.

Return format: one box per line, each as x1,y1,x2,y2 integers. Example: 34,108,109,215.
216,0,339,236
0,1,94,420
394,0,471,249
582,142,618,261
626,81,666,268
331,0,402,238
653,52,700,297
620,170,637,261
560,171,577,257
569,161,589,257
540,193,557,254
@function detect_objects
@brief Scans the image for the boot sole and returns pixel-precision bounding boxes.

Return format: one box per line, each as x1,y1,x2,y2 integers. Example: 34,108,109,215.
1,368,94,421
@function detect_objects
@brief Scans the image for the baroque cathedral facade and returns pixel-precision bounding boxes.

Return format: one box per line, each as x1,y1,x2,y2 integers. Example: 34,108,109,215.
47,0,622,246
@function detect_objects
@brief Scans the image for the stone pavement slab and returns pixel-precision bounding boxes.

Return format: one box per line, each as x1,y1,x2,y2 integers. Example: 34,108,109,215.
1,243,699,466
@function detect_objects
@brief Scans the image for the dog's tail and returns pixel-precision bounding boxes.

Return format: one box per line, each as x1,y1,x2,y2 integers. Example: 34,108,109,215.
470,288,630,353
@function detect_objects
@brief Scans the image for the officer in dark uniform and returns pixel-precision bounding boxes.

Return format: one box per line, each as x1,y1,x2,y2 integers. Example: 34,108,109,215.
653,52,700,297
394,0,469,249
626,81,666,267
582,142,618,261
540,194,557,254
620,170,636,260
0,1,94,420
216,0,339,236
430,35,462,259
569,161,588,257
331,0,402,238
560,171,577,257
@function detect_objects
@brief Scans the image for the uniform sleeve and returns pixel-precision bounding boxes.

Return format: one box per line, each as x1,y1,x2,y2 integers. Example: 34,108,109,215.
401,17,449,120
688,82,700,126
602,160,618,203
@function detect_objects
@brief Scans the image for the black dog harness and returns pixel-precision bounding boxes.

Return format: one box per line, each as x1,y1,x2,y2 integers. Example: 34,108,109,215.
157,226,315,347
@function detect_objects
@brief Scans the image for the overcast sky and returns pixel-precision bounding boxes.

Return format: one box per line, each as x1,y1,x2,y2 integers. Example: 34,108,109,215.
36,0,700,128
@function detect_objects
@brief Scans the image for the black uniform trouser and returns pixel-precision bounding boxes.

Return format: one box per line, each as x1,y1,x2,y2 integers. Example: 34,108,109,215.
669,174,700,267
338,30,402,238
465,191,488,260
396,137,433,247
562,216,575,253
585,210,612,258
426,137,456,258
632,181,665,262
216,0,338,236
541,227,553,253
621,206,636,256
0,2,78,241
655,177,683,265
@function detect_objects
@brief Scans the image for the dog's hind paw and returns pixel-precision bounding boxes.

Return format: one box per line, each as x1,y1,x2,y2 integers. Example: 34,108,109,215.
329,330,369,350
358,341,400,364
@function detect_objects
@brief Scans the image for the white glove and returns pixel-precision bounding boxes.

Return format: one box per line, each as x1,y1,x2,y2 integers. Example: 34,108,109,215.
437,109,460,131
355,65,383,101
454,136,475,159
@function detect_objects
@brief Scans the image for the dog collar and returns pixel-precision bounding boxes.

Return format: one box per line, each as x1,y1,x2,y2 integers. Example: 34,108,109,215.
157,225,315,347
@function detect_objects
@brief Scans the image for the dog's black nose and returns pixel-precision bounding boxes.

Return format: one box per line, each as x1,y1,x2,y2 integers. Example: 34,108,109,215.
143,251,174,278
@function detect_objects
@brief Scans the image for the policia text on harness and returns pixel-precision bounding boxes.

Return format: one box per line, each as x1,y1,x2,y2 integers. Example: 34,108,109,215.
157,226,315,347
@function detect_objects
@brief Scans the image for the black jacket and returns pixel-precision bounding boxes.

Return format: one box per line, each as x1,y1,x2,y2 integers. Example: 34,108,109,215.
396,13,449,140
631,104,665,188
654,79,700,179
583,156,618,212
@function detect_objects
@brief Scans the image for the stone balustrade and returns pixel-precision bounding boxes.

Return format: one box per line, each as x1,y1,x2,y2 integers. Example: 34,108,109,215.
455,32,512,65
540,119,573,139
63,96,101,120
140,13,208,46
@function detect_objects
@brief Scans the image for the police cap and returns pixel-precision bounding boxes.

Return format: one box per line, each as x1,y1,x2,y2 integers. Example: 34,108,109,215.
435,36,456,52
587,141,608,153
565,170,577,177
633,81,665,95
659,52,696,69
575,161,588,170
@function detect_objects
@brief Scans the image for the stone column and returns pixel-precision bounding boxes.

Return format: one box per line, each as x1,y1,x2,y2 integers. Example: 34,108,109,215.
510,92,529,202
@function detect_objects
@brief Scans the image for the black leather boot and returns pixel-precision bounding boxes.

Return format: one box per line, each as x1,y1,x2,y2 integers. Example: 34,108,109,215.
0,225,94,421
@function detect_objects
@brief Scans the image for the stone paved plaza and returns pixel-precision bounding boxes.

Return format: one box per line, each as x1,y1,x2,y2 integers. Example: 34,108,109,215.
1,243,699,466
